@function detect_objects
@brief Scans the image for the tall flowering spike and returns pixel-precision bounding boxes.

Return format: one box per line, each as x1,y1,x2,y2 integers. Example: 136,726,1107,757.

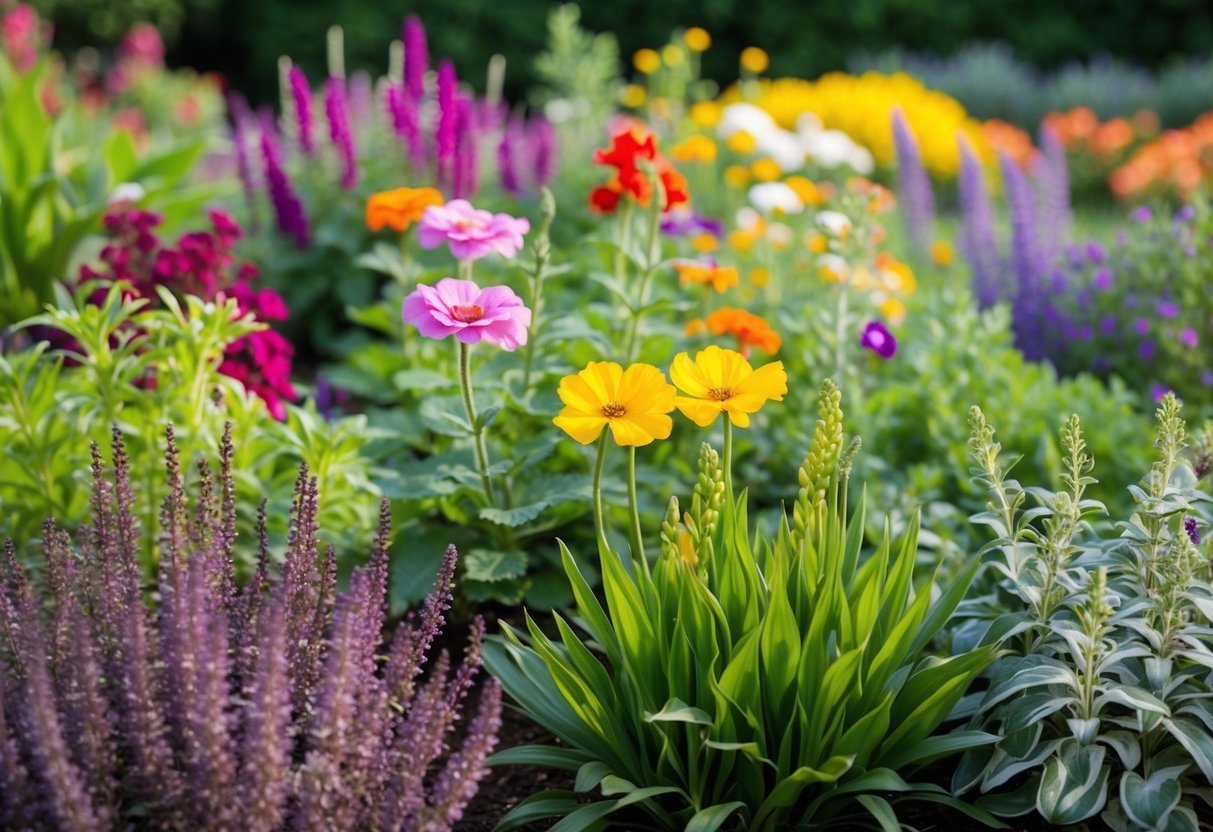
1000,150,1047,361
498,115,521,196
237,599,292,832
227,93,260,229
380,650,454,829
0,662,33,830
425,679,503,828
531,115,556,189
217,422,238,605
435,59,458,182
453,97,479,199
1033,124,1072,263
403,15,429,102
386,83,425,169
288,64,316,155
260,127,310,248
109,426,141,594
957,134,1001,308
384,544,457,709
891,107,936,255
324,76,358,190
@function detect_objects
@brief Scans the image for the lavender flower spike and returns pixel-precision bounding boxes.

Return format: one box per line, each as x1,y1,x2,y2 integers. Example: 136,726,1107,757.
453,96,478,199
1000,150,1049,361
288,64,316,156
532,114,556,188
324,76,358,190
957,133,1000,308
435,59,458,184
891,107,936,256
260,129,310,248
403,15,429,102
1032,124,1071,263
498,116,520,197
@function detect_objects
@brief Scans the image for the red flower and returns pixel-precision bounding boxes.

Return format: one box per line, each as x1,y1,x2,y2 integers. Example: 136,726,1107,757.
590,124,690,214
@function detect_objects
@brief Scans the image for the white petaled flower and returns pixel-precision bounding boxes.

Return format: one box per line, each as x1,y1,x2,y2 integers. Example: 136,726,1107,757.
847,147,876,175
815,210,852,236
766,222,793,247
108,182,145,205
718,102,778,139
818,253,849,279
748,182,803,216
734,206,762,231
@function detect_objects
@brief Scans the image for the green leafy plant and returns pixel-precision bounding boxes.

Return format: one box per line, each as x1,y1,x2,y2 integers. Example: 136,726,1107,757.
954,396,1213,829
485,380,997,830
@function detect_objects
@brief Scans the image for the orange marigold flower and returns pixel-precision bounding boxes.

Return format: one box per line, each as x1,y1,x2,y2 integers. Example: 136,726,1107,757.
675,259,740,293
365,187,444,232
705,307,781,356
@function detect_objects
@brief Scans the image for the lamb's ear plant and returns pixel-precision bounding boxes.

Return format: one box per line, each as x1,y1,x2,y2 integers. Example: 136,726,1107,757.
485,380,998,831
954,395,1213,830
0,424,500,831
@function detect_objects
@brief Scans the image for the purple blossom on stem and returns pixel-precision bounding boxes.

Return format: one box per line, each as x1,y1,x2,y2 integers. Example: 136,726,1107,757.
1032,125,1072,262
498,116,521,196
1000,150,1051,361
324,76,358,190
453,96,478,199
287,64,315,156
227,93,260,230
1185,516,1201,544
891,107,936,255
957,134,1000,309
531,115,556,188
435,59,458,183
403,15,429,102
386,83,426,170
860,320,897,359
259,129,310,248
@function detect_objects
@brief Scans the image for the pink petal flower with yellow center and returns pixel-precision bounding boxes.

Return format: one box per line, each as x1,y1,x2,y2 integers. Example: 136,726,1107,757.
401,277,531,350
417,198,530,261
670,345,786,428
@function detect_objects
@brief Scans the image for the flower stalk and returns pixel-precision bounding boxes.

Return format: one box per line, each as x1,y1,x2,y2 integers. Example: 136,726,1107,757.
458,342,497,507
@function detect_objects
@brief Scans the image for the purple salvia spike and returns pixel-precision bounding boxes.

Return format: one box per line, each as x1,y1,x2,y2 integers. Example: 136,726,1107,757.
109,427,142,593
259,127,311,248
1032,124,1072,265
160,424,187,577
498,115,520,196
365,499,391,638
217,422,238,606
891,107,936,256
191,457,216,555
324,76,358,190
531,114,556,189
1000,150,1048,361
435,59,458,184
383,544,456,709
287,64,316,156
444,617,485,717
958,133,1002,309
403,15,429,102
233,498,272,686
387,83,426,171
43,519,75,673
452,96,476,199
58,598,116,816
422,680,503,831
238,599,292,832
227,93,261,231
0,662,33,829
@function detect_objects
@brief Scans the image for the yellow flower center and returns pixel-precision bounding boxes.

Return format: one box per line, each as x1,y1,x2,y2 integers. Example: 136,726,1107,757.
707,387,733,401
601,401,628,418
450,304,484,323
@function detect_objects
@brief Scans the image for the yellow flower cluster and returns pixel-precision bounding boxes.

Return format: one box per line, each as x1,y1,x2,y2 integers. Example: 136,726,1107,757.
723,72,991,178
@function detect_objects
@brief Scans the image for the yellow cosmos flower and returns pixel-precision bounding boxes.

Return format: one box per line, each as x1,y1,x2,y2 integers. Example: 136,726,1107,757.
726,131,757,154
740,46,770,74
786,175,824,205
691,233,719,253
685,27,711,52
806,233,828,253
750,158,782,181
554,361,676,447
748,266,770,287
670,345,787,428
880,297,907,324
690,100,722,127
634,48,661,74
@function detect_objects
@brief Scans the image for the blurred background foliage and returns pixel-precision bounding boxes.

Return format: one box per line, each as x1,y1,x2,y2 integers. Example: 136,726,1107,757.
35,0,1213,116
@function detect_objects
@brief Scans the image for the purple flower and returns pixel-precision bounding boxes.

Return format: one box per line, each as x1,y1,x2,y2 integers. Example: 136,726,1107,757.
1099,314,1117,335
498,117,521,196
402,278,531,350
1180,327,1199,348
418,200,530,261
1129,205,1153,223
1032,125,1071,262
957,134,1000,309
452,97,478,199
1157,299,1180,319
259,129,309,248
859,320,897,359
1000,150,1049,360
1176,204,1196,223
386,84,425,170
288,65,315,156
1202,369,1213,387
1185,516,1201,545
660,208,725,238
324,77,357,190
891,107,935,255
403,15,429,102
435,59,458,182
1140,340,1156,360
1151,382,1169,400
1134,317,1150,335
1085,242,1106,264
531,115,556,188
1092,268,1113,290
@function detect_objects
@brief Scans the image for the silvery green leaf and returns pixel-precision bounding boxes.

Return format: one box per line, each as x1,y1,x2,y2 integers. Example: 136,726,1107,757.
1096,730,1141,770
1120,770,1181,830
984,739,1063,790
1066,717,1101,745
1096,686,1171,716
1036,743,1109,823
1163,717,1213,780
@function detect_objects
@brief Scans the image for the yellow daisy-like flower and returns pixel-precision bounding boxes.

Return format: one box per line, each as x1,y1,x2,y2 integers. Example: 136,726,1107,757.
740,46,769,74
554,361,676,447
670,345,787,428
726,131,757,155
684,27,711,52
723,164,751,189
931,240,955,266
750,158,782,181
634,48,661,75
690,100,722,128
671,135,718,163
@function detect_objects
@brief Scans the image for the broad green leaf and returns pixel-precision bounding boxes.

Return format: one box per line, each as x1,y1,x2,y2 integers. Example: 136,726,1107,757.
1036,744,1109,824
1120,770,1180,830
685,802,748,832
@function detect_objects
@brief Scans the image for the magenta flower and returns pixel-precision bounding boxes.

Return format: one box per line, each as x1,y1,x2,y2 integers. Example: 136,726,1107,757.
417,200,530,261
860,320,897,359
402,278,531,351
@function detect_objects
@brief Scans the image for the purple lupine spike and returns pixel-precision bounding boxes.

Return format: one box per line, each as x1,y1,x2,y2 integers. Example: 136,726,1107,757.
260,128,310,248
452,96,478,199
387,83,426,171
498,115,520,196
237,598,292,832
891,107,936,255
958,134,1001,308
435,59,458,183
531,115,556,189
1000,150,1050,361
288,64,316,155
445,616,485,711
424,679,502,828
1032,125,1072,265
324,76,358,190
227,93,261,231
403,15,429,102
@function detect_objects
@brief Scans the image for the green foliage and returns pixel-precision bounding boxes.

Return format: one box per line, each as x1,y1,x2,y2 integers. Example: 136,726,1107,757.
0,284,382,570
485,381,996,831
954,395,1213,829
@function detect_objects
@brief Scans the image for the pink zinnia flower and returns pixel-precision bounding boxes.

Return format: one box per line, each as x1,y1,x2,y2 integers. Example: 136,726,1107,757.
402,278,530,351
417,199,530,261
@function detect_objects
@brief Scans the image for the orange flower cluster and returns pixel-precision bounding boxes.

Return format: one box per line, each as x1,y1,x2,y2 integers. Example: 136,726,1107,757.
1042,107,1159,160
981,120,1036,168
366,187,444,232
674,259,739,293
1110,112,1213,200
690,307,781,356
590,124,690,214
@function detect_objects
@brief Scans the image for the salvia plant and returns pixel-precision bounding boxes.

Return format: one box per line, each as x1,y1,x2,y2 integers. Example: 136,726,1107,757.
0,424,500,831
485,380,997,831
953,395,1213,829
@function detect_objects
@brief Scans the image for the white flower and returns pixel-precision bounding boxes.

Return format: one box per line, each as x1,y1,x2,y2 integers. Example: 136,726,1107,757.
765,222,793,247
748,182,803,215
847,147,875,175
718,103,778,139
720,103,806,171
818,253,849,280
815,210,852,236
734,206,762,231
108,182,145,205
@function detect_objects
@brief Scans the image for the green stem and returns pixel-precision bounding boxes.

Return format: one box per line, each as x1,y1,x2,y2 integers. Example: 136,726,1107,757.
834,274,850,385
592,432,610,556
520,246,549,393
627,446,646,568
459,341,497,507
723,419,734,502
458,258,473,282
622,189,663,363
